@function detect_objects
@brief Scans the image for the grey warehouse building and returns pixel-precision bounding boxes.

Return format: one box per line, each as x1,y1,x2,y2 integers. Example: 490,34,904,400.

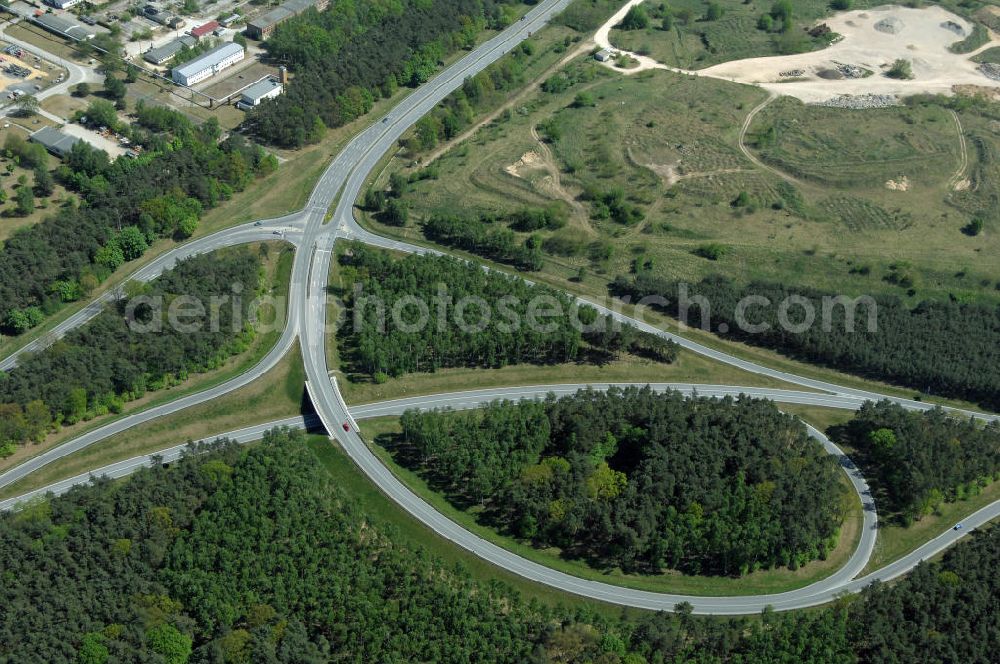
31,13,96,41
237,77,282,109
144,35,197,65
29,127,81,158
246,0,328,39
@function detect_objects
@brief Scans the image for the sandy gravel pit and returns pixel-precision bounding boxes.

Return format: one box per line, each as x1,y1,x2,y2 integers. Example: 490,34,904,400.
598,3,1000,104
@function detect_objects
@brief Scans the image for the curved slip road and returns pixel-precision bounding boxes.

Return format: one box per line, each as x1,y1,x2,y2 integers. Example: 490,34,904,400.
1,0,997,615
0,0,575,490
17,382,996,616
0,216,304,371
2,383,878,603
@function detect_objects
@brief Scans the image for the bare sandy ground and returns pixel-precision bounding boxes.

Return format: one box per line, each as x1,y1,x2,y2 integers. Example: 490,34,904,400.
595,2,1000,104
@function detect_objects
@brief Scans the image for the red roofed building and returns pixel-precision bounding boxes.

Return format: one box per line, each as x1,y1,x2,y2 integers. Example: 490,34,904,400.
190,21,220,39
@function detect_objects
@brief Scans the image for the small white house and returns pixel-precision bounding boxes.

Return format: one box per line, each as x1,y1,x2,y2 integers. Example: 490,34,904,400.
237,77,283,109
595,49,613,62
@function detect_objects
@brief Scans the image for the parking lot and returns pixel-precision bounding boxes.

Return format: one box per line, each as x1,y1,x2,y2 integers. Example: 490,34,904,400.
0,41,64,100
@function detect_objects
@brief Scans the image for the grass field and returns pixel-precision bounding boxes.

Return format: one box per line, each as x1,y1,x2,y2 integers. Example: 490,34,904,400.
749,97,961,189
3,22,83,63
355,415,864,597
0,243,294,475
379,63,999,306
607,0,844,70
971,45,1000,63
779,403,855,432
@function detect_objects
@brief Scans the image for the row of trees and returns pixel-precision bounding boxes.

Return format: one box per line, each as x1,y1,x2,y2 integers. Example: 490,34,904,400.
0,249,261,456
422,213,547,270
338,245,677,380
612,273,1000,409
1,427,996,662
246,0,521,147
835,401,1000,523
0,105,277,336
397,387,847,575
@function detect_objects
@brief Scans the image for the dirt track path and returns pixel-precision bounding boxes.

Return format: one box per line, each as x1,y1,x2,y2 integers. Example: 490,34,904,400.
948,109,969,190
422,41,594,166
528,123,593,231
737,94,802,185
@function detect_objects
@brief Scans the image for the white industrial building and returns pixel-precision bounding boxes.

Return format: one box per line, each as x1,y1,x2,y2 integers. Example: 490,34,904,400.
237,77,282,109
171,42,244,86
45,0,83,8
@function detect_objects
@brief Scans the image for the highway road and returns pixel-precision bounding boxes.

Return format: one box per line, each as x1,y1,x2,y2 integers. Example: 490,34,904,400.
0,0,577,515
14,382,995,616
1,383,871,504
293,0,998,613
0,0,996,615
2,383,879,603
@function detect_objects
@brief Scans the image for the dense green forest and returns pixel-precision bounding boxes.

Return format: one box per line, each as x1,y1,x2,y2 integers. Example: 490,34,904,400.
0,249,262,457
338,244,678,380
247,0,525,147
613,273,1000,410
396,387,847,575
835,400,1000,524
1,428,995,663
0,105,277,337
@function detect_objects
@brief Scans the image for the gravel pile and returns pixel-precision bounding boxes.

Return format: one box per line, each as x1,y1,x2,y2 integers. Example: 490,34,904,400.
979,63,1000,81
836,63,866,78
817,93,899,109
780,69,805,77
874,17,904,35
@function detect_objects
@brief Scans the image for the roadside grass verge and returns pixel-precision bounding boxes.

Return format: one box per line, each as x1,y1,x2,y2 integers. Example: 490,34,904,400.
337,354,797,406
862,480,1000,575
779,404,855,432
355,415,864,598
